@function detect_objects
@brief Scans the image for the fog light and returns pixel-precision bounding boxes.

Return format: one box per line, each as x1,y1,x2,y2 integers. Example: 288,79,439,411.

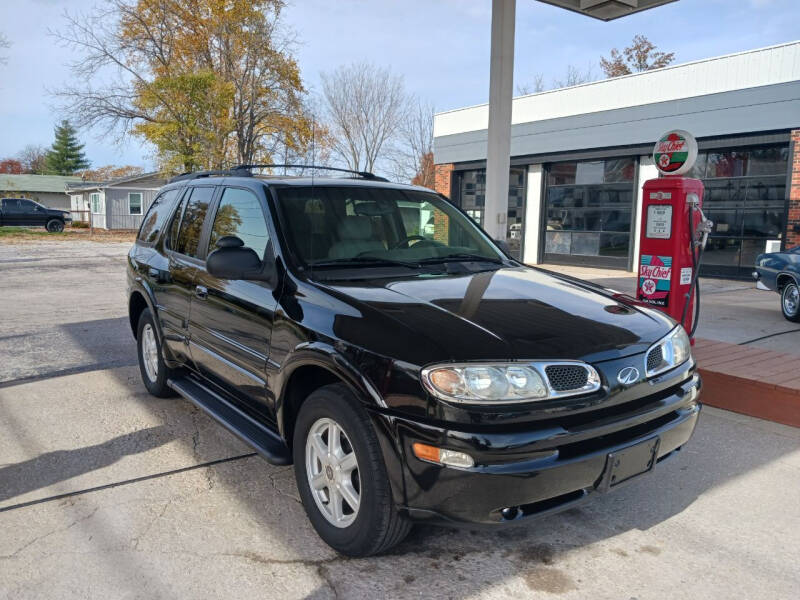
412,443,475,468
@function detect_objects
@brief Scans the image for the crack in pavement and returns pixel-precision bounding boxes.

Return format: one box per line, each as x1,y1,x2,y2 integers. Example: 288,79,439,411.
0,506,100,560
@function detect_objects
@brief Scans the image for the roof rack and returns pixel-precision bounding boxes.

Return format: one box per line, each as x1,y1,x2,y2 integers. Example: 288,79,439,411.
232,164,389,182
168,164,389,184
168,170,232,183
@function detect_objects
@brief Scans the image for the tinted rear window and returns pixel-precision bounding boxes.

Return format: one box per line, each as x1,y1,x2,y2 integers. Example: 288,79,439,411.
175,186,214,258
137,188,180,243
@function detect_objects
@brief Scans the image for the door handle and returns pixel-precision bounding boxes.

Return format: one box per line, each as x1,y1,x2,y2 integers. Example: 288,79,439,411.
195,285,208,300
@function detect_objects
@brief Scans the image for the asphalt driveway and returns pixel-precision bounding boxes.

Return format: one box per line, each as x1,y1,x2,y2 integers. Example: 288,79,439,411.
1,240,798,599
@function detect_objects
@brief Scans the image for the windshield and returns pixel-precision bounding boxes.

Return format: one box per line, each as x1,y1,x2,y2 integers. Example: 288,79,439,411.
275,186,505,270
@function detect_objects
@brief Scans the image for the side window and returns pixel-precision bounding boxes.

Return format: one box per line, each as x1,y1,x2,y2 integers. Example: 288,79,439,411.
138,189,179,243
129,192,143,215
209,188,270,257
20,200,35,212
175,186,214,258
91,193,102,213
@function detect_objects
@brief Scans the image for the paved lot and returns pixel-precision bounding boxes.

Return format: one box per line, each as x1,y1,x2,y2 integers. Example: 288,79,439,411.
1,241,799,600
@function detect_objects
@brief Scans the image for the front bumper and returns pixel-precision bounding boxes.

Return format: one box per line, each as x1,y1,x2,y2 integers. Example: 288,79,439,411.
383,370,701,526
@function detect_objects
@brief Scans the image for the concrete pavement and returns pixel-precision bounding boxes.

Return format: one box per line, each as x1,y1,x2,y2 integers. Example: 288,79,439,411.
1,241,799,599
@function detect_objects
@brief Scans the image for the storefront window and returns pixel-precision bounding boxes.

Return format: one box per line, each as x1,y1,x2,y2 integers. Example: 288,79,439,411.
454,167,526,259
686,144,789,277
544,158,636,268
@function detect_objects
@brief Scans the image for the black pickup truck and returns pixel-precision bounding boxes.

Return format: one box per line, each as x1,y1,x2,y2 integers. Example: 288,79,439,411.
0,197,72,232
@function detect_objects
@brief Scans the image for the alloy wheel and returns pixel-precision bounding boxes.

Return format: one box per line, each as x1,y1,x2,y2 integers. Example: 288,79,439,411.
784,284,799,317
141,323,159,382
305,417,361,528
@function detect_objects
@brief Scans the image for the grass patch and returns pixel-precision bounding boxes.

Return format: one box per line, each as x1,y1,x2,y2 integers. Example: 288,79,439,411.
0,226,136,244
0,226,66,238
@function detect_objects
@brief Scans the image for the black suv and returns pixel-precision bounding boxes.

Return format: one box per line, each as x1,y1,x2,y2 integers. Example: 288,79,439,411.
0,197,72,232
127,166,701,556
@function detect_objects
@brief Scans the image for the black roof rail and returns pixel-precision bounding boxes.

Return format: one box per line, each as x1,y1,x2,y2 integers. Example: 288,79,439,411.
232,164,390,182
168,170,232,183
168,164,390,184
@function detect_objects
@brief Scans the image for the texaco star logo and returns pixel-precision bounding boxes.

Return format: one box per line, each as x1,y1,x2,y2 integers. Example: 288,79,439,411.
659,153,671,169
642,278,657,295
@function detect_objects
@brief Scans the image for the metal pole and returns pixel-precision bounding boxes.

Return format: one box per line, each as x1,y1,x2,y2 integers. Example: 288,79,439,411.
485,0,516,240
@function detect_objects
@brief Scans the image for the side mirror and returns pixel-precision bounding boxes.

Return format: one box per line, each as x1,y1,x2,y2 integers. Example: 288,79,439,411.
494,239,512,256
207,235,264,281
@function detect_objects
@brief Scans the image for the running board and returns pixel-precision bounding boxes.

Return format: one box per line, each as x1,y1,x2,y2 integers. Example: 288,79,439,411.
168,376,291,465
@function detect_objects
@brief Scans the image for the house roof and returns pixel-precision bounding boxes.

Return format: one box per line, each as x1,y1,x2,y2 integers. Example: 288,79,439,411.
65,171,166,193
0,174,90,194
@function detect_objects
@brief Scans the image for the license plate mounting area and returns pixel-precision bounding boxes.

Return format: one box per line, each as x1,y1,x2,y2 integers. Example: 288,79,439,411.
597,436,660,493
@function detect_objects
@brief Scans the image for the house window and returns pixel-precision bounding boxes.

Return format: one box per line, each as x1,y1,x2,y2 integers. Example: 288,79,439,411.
129,192,143,215
91,193,102,214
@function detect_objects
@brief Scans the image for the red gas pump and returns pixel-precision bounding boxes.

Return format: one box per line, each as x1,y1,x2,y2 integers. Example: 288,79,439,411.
637,131,712,339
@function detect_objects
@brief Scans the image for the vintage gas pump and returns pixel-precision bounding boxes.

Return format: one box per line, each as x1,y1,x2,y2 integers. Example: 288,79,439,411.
637,130,712,339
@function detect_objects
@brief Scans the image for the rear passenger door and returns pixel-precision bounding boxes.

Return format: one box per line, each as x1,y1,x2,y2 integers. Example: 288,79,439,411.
157,185,217,364
188,186,278,419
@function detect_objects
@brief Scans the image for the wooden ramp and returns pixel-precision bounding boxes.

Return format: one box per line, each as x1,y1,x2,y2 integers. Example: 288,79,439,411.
693,338,800,428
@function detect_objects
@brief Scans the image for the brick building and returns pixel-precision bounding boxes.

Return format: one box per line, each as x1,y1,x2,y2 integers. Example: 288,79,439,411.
433,41,800,278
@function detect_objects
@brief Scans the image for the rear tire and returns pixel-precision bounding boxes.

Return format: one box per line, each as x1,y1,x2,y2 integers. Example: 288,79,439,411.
293,383,411,557
46,219,64,233
781,282,800,322
136,308,177,397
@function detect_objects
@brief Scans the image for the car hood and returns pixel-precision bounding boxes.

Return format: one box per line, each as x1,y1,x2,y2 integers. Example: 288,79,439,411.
316,266,674,365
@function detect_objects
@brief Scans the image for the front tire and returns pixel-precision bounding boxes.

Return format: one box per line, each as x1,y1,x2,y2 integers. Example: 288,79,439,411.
781,282,800,322
293,384,410,556
136,308,177,397
46,219,64,233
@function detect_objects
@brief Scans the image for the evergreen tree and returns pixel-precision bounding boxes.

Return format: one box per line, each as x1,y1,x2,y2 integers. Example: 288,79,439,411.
45,120,90,175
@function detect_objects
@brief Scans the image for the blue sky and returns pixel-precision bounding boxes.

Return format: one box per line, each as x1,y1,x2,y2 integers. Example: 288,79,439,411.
1,0,798,170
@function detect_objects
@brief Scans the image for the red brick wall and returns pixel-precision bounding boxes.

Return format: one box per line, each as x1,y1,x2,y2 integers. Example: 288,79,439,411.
788,130,800,249
434,163,454,198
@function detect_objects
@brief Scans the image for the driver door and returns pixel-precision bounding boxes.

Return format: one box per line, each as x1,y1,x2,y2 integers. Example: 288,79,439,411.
188,186,278,421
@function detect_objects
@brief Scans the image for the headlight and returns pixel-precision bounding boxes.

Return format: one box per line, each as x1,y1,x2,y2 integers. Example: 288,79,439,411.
645,326,692,377
421,361,600,404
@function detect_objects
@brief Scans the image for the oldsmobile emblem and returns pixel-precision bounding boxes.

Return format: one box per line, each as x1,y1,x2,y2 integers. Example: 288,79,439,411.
617,366,640,386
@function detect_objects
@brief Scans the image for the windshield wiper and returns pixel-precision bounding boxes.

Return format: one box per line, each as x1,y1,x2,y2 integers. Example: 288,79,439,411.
417,253,504,265
309,257,421,269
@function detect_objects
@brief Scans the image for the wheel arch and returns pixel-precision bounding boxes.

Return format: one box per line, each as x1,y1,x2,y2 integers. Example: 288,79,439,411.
776,272,798,291
276,344,387,448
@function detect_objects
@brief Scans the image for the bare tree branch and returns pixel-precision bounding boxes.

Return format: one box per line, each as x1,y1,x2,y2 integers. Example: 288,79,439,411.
321,62,409,173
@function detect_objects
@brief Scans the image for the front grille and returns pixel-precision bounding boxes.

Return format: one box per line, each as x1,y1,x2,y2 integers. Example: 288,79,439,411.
646,345,663,373
545,365,589,391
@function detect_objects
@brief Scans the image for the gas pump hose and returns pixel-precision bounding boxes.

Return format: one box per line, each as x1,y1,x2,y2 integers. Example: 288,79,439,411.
681,207,705,337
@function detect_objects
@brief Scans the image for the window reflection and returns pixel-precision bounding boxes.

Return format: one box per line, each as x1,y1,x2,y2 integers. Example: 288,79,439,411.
544,158,635,265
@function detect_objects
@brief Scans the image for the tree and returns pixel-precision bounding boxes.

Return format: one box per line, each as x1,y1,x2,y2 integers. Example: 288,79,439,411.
517,65,594,95
80,164,144,181
321,62,409,173
52,0,309,172
45,120,90,175
517,74,545,96
390,98,434,186
0,159,23,174
552,64,594,89
16,145,48,174
600,35,675,78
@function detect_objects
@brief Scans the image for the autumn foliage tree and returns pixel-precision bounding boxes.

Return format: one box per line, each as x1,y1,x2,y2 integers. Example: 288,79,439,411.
600,35,675,78
53,0,309,173
80,165,145,181
0,159,24,174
